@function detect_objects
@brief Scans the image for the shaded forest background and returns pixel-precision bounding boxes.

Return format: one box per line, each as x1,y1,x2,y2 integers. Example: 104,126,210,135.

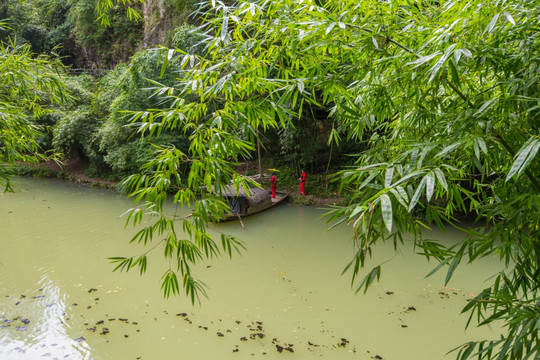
2,0,355,196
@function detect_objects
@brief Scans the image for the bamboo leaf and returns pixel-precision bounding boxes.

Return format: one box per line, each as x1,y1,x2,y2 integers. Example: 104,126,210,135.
397,185,409,203
325,22,335,35
484,13,500,35
407,52,440,68
354,265,381,294
506,138,540,181
384,167,394,188
474,98,498,118
221,13,229,42
425,172,435,202
380,194,393,232
503,11,515,25
372,36,379,49
160,49,169,78
461,48,472,58
390,188,408,208
445,250,463,285
428,44,456,82
425,258,451,278
434,168,448,192
435,143,460,158
408,177,427,211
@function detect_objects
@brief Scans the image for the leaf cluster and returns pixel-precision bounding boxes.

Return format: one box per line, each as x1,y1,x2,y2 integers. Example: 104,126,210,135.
0,37,70,191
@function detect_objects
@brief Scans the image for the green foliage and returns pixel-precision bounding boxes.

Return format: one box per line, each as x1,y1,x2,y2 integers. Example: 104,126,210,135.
170,24,207,55
278,119,323,171
68,0,143,67
1,0,72,57
113,0,539,358
94,48,190,176
63,75,94,109
12,163,57,178
53,109,101,155
96,0,144,27
93,64,128,114
50,74,106,170
0,36,69,191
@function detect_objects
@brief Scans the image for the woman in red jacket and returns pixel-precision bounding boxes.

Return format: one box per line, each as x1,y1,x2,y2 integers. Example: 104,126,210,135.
270,174,278,198
298,169,306,195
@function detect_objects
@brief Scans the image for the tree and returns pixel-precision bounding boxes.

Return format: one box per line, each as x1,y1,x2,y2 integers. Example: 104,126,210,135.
95,0,144,27
109,0,538,358
0,22,69,192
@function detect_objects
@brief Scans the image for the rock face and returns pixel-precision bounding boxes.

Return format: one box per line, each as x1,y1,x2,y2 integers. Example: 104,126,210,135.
142,0,167,47
142,0,189,48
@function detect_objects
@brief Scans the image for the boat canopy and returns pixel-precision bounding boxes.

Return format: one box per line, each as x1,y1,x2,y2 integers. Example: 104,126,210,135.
214,185,270,215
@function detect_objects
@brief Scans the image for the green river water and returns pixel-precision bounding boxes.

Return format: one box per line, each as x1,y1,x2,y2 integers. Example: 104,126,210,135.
0,177,502,360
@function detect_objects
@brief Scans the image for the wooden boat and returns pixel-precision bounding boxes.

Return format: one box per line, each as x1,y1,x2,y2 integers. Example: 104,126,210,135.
217,185,291,223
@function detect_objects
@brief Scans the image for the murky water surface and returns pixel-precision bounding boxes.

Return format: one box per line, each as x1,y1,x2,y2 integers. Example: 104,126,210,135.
0,178,502,359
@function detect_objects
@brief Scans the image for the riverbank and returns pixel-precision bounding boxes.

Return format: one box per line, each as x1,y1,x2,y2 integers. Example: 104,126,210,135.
16,162,344,207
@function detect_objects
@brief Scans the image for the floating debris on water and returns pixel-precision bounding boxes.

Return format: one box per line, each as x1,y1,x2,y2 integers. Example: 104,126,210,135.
0,287,363,358
338,338,349,347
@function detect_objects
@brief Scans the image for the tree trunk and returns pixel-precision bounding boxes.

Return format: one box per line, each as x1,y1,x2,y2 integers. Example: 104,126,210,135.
257,136,262,182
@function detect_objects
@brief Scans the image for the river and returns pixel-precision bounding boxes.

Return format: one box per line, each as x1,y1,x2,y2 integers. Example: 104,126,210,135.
0,177,501,359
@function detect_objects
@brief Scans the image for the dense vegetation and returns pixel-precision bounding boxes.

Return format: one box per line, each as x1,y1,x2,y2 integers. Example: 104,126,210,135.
1,1,539,359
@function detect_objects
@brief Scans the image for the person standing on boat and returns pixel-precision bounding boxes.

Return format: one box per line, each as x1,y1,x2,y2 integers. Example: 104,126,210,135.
271,174,278,198
298,169,306,196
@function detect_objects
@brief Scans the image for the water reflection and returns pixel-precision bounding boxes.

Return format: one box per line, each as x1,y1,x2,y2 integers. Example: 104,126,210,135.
1,272,92,359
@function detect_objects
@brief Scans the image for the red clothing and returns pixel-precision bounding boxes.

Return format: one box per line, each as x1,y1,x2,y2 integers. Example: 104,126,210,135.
271,175,277,198
299,171,306,195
